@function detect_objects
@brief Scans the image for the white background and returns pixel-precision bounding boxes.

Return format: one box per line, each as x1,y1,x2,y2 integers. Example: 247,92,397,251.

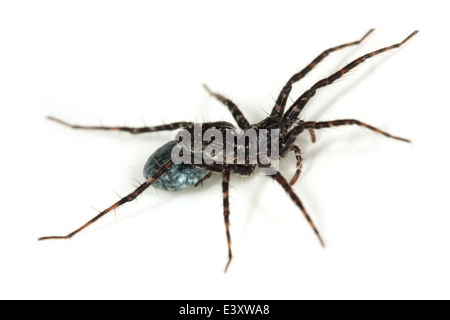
1,1,448,299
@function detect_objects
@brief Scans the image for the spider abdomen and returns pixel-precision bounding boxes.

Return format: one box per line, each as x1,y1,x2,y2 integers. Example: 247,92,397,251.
143,141,210,192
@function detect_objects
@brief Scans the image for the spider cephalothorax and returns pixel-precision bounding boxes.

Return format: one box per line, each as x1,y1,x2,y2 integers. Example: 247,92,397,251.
39,29,417,272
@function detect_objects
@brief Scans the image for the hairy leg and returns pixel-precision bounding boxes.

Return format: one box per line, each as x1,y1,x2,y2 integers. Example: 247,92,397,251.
289,145,303,186
47,116,193,134
38,159,174,240
298,119,410,143
222,167,233,272
203,84,250,130
271,171,325,247
270,29,374,118
283,31,418,127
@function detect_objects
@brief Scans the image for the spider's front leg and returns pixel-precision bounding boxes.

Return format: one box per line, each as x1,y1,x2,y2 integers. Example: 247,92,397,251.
283,30,419,125
47,116,193,134
38,159,174,240
270,29,374,118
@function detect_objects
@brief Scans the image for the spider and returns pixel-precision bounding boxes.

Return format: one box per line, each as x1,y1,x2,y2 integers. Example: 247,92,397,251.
39,29,418,272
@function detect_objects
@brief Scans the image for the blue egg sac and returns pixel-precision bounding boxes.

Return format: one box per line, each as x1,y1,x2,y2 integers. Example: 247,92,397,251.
143,141,210,192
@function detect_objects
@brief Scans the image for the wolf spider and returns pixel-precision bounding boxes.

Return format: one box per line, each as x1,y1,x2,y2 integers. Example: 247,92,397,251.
39,30,418,272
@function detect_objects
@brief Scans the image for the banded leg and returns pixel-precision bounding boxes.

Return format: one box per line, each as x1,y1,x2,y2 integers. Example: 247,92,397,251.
38,159,174,240
272,171,325,247
270,29,374,118
222,167,233,272
203,84,250,130
289,145,303,186
283,31,419,126
300,119,411,142
47,116,193,134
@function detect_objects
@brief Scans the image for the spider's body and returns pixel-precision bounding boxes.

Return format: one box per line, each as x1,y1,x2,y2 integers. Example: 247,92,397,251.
39,30,417,272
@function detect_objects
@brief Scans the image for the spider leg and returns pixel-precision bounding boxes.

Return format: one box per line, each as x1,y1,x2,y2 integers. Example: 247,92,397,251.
194,172,212,187
270,29,374,118
38,159,174,240
222,167,233,272
289,145,303,186
283,31,419,127
47,116,193,134
299,119,410,142
271,171,325,247
202,84,250,130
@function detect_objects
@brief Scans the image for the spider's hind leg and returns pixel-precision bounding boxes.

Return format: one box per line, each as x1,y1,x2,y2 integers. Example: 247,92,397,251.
47,116,193,134
38,159,174,240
